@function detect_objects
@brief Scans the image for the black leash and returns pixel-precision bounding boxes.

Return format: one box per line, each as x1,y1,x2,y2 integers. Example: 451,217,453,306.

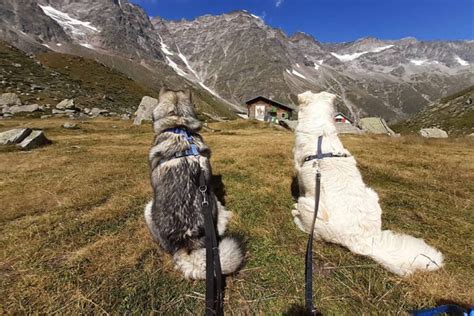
304,135,324,314
199,166,224,316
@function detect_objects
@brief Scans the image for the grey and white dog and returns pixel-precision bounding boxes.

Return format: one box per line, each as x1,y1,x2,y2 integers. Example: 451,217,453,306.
144,88,243,279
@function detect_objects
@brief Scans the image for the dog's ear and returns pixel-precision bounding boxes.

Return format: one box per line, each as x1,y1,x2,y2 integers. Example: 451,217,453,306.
159,86,167,97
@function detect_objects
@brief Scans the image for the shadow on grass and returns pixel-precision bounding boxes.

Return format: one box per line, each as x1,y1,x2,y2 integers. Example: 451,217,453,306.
283,304,322,316
211,174,227,206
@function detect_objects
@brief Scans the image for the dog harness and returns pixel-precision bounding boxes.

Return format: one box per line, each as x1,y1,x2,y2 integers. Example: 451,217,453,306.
162,127,223,316
164,127,200,158
303,135,348,163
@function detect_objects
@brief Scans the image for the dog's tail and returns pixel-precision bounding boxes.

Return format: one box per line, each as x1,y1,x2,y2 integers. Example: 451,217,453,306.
173,237,244,279
367,230,443,276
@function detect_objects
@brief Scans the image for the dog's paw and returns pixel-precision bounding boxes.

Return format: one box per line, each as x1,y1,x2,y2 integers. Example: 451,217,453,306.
291,208,300,217
293,216,307,233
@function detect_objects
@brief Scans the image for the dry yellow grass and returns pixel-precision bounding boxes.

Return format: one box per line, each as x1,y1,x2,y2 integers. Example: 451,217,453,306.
1,118,473,314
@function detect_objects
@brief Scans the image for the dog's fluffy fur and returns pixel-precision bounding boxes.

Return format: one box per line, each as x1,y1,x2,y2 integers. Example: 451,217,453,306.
292,91,444,276
144,88,243,279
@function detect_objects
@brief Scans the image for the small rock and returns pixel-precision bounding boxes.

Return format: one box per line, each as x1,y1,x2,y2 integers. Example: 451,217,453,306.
56,99,75,110
17,130,51,150
41,115,52,119
8,104,42,114
90,107,109,117
62,122,79,129
419,128,448,138
0,128,32,145
121,113,131,120
0,92,21,106
30,84,44,91
52,109,66,115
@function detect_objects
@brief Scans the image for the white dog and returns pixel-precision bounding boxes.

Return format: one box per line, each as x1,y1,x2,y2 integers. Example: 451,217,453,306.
292,91,444,276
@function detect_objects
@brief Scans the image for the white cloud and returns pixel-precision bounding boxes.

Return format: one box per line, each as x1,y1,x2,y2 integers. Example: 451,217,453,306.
275,0,284,7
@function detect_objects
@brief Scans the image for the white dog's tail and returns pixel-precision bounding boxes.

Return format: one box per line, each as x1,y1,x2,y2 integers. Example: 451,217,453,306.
173,237,244,279
368,230,444,276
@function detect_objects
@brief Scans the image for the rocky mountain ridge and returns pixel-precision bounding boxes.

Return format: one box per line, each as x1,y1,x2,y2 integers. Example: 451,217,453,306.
0,0,472,121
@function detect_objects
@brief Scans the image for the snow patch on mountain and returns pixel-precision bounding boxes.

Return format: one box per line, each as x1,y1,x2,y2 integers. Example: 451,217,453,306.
165,56,187,77
331,52,366,62
39,5,99,37
291,69,306,79
410,59,440,66
455,56,469,66
160,42,173,56
331,45,394,62
80,43,94,49
371,45,394,53
410,59,427,65
178,51,201,79
314,59,324,70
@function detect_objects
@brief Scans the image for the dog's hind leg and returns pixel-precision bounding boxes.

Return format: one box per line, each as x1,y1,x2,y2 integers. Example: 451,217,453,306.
217,200,232,236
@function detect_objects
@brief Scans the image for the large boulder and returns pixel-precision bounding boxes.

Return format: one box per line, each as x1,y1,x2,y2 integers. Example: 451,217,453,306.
359,117,396,135
17,130,51,150
0,93,21,106
419,128,448,138
0,128,32,145
134,96,158,125
56,99,75,110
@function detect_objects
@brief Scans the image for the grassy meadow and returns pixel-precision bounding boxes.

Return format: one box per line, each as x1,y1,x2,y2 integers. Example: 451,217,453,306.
0,118,473,314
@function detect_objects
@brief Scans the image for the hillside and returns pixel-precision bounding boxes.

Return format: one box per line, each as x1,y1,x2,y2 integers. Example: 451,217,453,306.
1,0,473,121
1,118,472,314
392,86,474,136
0,41,235,118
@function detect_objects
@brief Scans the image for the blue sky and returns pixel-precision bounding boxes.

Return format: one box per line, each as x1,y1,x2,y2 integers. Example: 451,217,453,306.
130,0,474,42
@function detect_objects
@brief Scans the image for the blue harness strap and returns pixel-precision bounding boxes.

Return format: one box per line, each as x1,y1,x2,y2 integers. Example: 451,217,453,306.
163,127,200,160
410,305,473,316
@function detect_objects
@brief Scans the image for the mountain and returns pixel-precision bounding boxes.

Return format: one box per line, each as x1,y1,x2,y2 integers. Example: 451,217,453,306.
158,12,473,121
392,86,474,136
0,1,472,121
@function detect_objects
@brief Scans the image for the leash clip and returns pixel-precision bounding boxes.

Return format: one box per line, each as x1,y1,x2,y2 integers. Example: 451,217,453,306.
312,159,320,172
200,185,209,206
